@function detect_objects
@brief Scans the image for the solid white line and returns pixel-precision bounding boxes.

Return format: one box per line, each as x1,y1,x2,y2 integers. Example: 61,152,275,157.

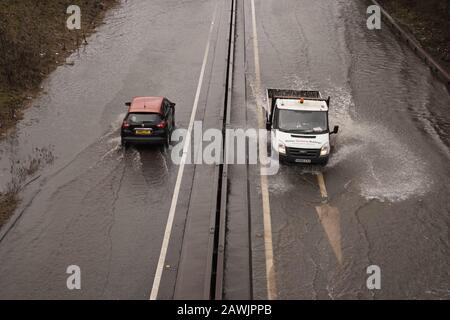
149,4,218,300
250,0,277,300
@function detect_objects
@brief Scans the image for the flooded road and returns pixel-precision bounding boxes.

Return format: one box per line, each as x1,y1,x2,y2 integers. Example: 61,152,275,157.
0,0,449,300
0,0,229,299
244,0,450,299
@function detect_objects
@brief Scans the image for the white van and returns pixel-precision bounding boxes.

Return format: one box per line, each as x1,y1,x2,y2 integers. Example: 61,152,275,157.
265,89,339,165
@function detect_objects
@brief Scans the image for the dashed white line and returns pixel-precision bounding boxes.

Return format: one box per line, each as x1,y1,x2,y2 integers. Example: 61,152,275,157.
316,172,328,199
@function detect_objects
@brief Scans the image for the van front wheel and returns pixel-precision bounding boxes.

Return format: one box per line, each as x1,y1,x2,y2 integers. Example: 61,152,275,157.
319,158,329,166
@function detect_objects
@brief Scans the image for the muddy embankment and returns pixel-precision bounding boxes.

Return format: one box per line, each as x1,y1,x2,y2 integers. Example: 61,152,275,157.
0,0,117,227
376,0,450,73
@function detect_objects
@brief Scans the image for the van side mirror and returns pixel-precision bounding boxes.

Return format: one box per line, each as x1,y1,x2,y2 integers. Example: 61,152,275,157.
331,125,339,134
125,102,131,107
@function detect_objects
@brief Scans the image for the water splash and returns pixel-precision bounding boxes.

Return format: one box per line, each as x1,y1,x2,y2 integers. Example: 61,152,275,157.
330,119,432,202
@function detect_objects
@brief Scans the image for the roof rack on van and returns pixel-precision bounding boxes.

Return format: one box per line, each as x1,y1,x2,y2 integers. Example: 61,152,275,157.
267,88,321,99
266,88,330,112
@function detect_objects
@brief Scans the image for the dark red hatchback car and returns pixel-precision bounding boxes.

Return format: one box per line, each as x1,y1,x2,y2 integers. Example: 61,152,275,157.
121,96,176,147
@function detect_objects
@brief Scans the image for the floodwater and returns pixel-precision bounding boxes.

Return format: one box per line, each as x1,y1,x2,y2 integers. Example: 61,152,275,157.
245,0,450,299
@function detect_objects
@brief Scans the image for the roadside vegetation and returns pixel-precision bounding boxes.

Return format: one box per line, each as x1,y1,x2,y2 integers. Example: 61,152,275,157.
0,191,17,228
0,0,117,136
377,0,450,73
0,0,117,227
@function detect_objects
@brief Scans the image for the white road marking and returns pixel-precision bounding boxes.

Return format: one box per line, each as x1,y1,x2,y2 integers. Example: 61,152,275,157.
251,0,341,294
250,0,278,300
315,172,343,264
316,172,328,198
149,4,218,300
316,204,343,265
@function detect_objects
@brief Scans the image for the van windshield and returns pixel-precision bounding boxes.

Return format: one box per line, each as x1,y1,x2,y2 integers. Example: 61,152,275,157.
127,113,161,124
277,109,328,133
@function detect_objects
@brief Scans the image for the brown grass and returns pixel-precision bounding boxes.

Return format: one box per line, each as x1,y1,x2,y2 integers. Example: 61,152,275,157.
0,0,118,136
377,0,450,72
0,0,117,226
0,191,19,227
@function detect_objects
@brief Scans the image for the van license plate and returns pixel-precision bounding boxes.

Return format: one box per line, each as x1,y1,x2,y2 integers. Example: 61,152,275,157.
295,159,311,163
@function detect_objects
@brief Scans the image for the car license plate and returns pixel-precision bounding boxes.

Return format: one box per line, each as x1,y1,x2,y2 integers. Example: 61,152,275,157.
135,129,152,135
295,159,312,164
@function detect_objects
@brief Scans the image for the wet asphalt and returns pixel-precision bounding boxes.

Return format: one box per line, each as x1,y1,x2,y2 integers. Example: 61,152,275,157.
0,0,223,299
244,0,450,299
0,0,449,300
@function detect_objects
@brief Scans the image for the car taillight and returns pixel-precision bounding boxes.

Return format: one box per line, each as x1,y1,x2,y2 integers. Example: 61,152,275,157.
156,121,167,129
122,121,130,129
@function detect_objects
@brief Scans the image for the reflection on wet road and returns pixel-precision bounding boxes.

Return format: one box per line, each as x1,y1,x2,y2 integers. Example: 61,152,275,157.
0,0,221,299
0,0,449,300
246,0,450,299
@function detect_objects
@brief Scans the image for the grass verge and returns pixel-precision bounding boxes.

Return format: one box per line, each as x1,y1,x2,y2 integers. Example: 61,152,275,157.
0,192,19,229
376,0,450,74
0,0,118,228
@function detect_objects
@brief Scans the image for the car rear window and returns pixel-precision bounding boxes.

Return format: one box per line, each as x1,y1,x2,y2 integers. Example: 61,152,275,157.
127,113,161,124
